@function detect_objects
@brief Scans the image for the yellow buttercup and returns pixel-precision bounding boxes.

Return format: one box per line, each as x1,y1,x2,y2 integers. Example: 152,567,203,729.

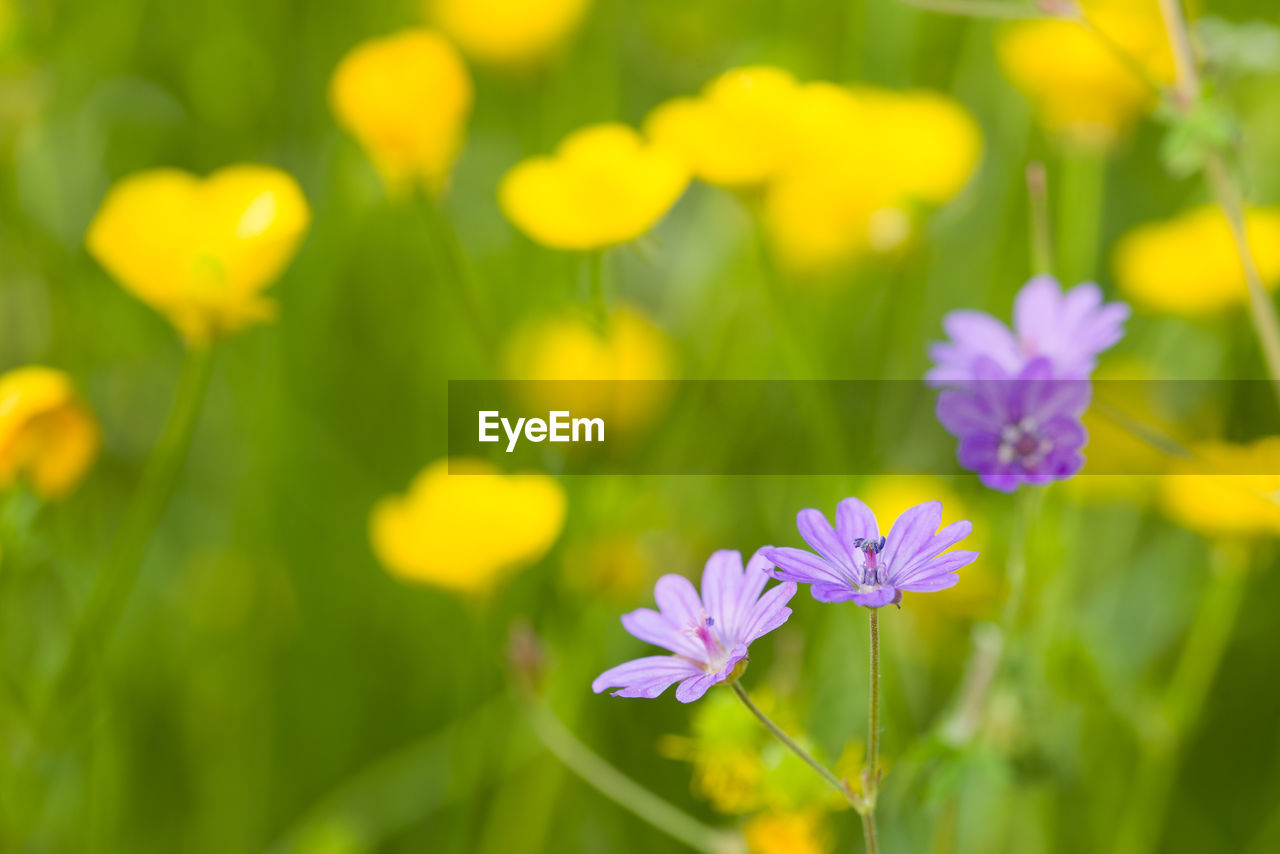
645,66,803,188
86,165,311,347
1113,204,1280,314
0,366,99,500
997,0,1175,148
430,0,591,67
369,458,566,594
1161,439,1280,537
499,123,689,250
330,28,472,195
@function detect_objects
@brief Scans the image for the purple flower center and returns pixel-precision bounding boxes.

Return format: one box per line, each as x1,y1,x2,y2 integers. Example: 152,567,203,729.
682,614,729,672
998,418,1050,468
852,536,888,586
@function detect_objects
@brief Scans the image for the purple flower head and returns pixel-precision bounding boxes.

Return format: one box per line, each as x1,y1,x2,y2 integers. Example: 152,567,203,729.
592,550,796,703
762,499,978,608
927,275,1129,384
936,356,1090,492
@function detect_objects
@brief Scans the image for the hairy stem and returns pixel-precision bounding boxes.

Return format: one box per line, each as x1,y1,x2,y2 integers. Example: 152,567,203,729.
527,703,743,854
1026,162,1053,276
863,609,882,854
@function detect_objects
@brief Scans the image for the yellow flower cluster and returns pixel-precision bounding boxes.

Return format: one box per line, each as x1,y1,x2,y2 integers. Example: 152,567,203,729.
86,165,311,346
330,29,473,195
0,367,99,500
499,65,980,268
997,0,1176,148
1113,204,1280,315
429,0,592,67
369,458,566,593
1161,438,1280,537
743,810,830,854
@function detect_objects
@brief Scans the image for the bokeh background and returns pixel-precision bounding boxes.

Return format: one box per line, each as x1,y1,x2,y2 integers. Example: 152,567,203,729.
3,1,1280,853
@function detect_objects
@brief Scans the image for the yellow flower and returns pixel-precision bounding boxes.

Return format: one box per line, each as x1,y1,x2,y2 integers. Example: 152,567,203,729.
503,304,674,433
0,366,99,500
499,123,689,250
997,0,1175,148
429,0,591,67
369,458,566,593
1072,358,1173,501
644,66,803,188
330,28,472,194
743,810,830,854
1161,438,1280,538
86,165,311,347
763,84,981,274
1113,204,1280,314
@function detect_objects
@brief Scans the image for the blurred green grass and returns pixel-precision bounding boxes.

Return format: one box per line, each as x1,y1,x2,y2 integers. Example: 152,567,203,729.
3,1,1280,853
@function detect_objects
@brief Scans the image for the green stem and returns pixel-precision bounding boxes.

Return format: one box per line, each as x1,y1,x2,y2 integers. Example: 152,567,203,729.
1026,162,1054,277
729,681,859,809
420,198,497,361
1113,547,1248,854
46,346,215,720
1055,149,1106,285
863,609,881,854
526,703,743,854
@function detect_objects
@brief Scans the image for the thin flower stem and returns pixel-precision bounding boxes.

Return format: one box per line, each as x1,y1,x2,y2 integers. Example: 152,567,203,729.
1113,546,1248,854
729,681,860,810
526,702,744,854
44,346,215,727
1155,0,1280,401
863,609,882,854
1026,163,1054,276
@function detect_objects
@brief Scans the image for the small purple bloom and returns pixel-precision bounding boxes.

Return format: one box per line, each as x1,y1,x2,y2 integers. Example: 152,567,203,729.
936,356,1090,492
927,275,1129,384
763,499,978,608
593,550,796,703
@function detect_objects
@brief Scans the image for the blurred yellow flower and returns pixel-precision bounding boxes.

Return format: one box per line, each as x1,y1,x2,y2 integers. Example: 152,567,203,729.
86,165,311,347
1161,438,1280,538
997,0,1175,148
1113,204,1280,314
499,123,689,250
503,304,674,433
430,0,591,67
644,66,802,188
0,366,99,500
1073,358,1174,500
330,28,472,194
743,810,830,854
369,458,566,593
764,84,981,273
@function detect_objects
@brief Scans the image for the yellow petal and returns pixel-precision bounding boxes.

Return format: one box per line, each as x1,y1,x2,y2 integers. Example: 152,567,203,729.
1161,438,1280,537
86,164,311,346
430,0,591,67
499,123,689,250
1112,204,1280,314
369,458,566,593
0,366,100,500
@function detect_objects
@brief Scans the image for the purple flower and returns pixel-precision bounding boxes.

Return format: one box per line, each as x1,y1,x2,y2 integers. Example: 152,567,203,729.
936,356,1090,492
592,550,796,703
763,499,978,608
927,275,1129,384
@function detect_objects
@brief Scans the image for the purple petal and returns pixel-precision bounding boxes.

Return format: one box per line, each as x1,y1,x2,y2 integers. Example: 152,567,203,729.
979,472,1021,492
897,573,959,593
1012,275,1062,347
810,582,862,603
620,609,700,658
881,501,943,572
674,672,721,703
592,655,703,698
701,550,751,637
762,546,849,586
738,582,796,644
851,587,899,608
797,508,854,569
894,549,980,587
958,433,1003,475
936,389,999,436
654,574,704,626
835,496,880,543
